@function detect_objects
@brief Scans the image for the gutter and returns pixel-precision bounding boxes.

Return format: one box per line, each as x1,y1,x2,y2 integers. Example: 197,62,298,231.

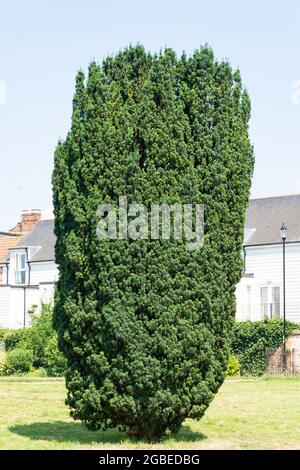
25,247,31,285
243,246,246,273
23,248,31,327
0,284,38,289
28,259,55,263
0,231,22,237
23,287,26,328
5,262,9,285
244,240,300,248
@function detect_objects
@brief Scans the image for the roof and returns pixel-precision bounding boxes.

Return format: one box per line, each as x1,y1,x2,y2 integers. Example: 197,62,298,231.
0,232,23,264
245,194,300,246
2,219,56,263
1,194,300,263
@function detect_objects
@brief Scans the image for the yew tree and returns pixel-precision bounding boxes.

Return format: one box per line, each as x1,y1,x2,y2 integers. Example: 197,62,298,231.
52,45,253,440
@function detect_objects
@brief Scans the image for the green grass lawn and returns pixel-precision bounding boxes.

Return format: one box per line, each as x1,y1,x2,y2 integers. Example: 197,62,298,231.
0,376,299,450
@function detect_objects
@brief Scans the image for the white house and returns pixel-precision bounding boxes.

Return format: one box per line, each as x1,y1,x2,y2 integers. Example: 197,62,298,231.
1,194,300,328
0,219,58,328
236,194,300,324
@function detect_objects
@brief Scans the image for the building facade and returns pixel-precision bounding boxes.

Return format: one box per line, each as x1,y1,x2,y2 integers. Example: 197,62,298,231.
1,195,300,328
0,210,41,284
236,195,300,324
0,219,57,328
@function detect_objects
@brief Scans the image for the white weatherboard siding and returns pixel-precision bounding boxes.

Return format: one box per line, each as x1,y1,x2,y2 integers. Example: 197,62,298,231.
0,286,39,328
1,265,8,285
0,219,57,328
39,283,55,304
236,243,300,324
31,262,58,306
30,261,58,285
0,287,10,327
235,275,254,321
0,257,58,328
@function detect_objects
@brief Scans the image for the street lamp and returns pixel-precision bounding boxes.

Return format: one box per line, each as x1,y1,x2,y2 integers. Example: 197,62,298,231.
280,223,287,366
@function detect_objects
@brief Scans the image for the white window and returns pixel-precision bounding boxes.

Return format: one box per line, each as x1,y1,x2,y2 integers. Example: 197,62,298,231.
260,286,280,319
246,285,252,320
260,287,269,318
15,253,26,285
271,286,280,319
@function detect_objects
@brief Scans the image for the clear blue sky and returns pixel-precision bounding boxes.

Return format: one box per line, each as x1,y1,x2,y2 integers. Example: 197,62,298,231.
1,0,300,229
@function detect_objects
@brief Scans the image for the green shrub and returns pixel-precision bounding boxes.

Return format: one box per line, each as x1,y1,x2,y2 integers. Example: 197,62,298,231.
44,334,66,376
4,328,31,352
29,304,54,367
2,305,66,377
4,348,33,374
27,367,47,377
232,319,299,376
0,328,6,341
53,45,253,439
4,305,54,368
0,351,6,366
226,355,240,376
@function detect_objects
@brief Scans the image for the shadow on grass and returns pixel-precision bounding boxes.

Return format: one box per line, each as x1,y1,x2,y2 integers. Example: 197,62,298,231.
10,421,206,445
169,425,207,443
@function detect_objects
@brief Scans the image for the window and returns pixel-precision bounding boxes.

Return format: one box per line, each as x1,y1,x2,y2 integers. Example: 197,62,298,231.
260,287,269,318
246,285,252,320
15,253,26,284
271,286,280,319
260,286,280,319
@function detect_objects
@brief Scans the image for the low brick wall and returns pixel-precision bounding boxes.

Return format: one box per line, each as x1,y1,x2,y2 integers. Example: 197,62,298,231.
266,330,300,375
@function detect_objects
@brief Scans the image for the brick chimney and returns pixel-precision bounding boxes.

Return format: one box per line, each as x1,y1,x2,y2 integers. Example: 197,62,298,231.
0,210,41,283
20,209,42,233
9,209,42,235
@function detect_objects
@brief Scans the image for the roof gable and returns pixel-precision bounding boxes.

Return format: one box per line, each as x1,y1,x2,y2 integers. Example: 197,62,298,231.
245,194,300,245
13,219,55,262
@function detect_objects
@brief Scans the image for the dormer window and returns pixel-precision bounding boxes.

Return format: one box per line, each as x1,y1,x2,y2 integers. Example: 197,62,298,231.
15,253,26,285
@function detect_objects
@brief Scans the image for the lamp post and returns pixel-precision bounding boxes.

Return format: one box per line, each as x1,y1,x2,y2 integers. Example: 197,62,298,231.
280,223,287,365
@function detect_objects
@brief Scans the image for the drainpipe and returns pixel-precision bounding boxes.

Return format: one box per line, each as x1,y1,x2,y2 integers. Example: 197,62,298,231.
5,262,9,285
23,287,26,328
243,246,247,273
24,248,30,328
25,247,31,285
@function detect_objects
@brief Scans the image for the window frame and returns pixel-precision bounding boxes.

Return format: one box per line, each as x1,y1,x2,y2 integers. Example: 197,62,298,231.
260,285,281,319
15,252,27,285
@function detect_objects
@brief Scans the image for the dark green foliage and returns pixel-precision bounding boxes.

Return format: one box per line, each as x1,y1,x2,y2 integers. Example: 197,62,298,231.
232,320,299,375
52,45,254,440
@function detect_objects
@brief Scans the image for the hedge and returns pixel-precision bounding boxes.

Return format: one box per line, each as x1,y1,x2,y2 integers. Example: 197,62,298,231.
231,319,299,375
